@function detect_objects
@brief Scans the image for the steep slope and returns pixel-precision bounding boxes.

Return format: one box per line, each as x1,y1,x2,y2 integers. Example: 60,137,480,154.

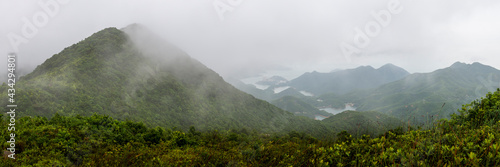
271,96,332,119
289,64,410,95
321,62,500,125
1,25,332,136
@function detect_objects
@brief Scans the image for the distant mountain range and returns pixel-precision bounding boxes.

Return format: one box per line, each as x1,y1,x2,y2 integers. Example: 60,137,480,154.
231,63,410,101
232,61,500,126
230,63,411,119
289,64,410,95
328,62,500,124
229,64,409,101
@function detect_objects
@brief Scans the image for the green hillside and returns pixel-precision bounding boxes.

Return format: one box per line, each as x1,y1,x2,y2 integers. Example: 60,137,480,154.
0,25,332,136
322,110,403,137
2,89,499,166
3,24,500,166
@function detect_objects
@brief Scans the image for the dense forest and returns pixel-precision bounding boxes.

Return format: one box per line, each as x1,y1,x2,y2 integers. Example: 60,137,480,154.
1,89,499,166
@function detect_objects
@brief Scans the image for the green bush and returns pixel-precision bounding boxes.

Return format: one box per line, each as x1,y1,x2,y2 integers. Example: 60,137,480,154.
1,89,500,166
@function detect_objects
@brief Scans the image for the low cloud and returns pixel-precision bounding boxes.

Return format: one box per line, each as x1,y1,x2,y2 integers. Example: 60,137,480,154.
1,0,499,80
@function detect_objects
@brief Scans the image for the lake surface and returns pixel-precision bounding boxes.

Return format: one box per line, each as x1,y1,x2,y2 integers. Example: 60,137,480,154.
299,91,314,96
315,115,327,120
319,105,357,115
254,84,270,90
273,86,291,94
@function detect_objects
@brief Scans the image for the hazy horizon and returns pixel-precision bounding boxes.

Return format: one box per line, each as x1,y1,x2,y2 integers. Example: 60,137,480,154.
2,0,500,79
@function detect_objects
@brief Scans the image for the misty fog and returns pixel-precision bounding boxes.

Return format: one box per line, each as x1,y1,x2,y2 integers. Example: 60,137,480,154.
2,1,500,165
1,0,500,82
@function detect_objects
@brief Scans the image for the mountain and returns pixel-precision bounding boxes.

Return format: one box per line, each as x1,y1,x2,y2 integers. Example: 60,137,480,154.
271,96,332,119
289,64,410,95
319,62,500,125
0,24,332,136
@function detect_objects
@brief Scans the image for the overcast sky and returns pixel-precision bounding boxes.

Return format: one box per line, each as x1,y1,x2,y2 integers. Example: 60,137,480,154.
1,0,500,79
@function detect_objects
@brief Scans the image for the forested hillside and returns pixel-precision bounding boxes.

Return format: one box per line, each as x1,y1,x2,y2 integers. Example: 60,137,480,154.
322,111,403,138
2,0,499,166
1,89,499,166
1,24,499,166
0,25,331,136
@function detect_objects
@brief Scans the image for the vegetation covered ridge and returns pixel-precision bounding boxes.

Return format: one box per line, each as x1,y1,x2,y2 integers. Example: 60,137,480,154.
0,26,333,137
1,89,499,166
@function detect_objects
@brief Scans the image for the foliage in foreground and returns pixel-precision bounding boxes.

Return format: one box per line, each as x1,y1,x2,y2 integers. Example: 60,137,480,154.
1,89,500,166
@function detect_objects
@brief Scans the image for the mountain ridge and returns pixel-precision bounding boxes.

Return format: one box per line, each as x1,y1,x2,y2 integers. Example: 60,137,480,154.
318,61,500,125
2,25,334,137
288,63,410,95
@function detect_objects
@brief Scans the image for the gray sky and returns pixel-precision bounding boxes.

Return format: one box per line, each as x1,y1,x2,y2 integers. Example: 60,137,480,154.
1,0,500,79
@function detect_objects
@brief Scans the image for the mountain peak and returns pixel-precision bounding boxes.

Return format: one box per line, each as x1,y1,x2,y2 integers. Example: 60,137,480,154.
377,63,409,75
450,61,488,68
379,63,397,69
121,23,154,37
355,65,375,71
451,61,468,68
121,23,144,30
448,61,498,73
22,26,128,81
12,25,325,134
471,62,489,67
